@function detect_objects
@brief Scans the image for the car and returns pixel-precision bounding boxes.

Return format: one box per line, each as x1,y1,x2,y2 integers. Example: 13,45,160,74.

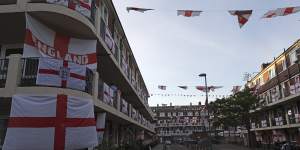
165,140,171,145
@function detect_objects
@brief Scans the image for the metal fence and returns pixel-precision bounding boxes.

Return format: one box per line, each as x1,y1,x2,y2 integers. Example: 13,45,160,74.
20,57,94,95
0,58,8,88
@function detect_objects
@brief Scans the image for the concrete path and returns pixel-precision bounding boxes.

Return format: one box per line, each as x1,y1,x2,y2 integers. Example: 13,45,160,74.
212,144,253,150
152,144,189,150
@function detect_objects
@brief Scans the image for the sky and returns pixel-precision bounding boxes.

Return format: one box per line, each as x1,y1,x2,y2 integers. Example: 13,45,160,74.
112,0,300,106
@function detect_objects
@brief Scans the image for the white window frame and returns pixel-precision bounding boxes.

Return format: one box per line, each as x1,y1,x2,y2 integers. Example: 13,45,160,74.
0,44,23,58
100,1,109,25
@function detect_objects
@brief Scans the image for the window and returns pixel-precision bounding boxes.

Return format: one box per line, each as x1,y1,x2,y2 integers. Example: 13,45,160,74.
188,112,193,116
268,67,276,79
1,44,23,58
159,112,165,117
178,112,183,116
289,50,297,65
0,119,7,147
172,112,176,116
167,112,171,117
100,2,109,25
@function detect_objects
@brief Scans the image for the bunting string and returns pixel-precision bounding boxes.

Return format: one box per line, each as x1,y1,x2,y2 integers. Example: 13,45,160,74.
150,93,230,98
126,6,300,28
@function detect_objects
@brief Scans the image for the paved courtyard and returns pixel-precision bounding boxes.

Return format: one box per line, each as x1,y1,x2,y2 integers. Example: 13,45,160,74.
153,143,253,150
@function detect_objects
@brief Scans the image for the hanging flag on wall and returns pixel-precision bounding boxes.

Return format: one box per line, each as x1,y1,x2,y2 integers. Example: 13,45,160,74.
229,10,253,28
262,6,300,18
36,57,87,91
23,14,97,69
3,94,98,150
158,85,167,90
46,0,92,18
96,113,106,145
178,86,188,90
177,10,202,17
126,7,154,13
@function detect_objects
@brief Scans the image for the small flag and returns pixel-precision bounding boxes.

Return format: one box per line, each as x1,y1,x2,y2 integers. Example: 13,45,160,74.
126,7,154,13
262,6,300,18
209,86,223,92
177,10,202,17
158,85,167,90
229,10,252,28
178,86,188,90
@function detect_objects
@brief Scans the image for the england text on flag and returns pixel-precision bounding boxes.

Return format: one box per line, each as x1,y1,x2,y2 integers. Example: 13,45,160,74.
3,94,98,150
24,14,97,69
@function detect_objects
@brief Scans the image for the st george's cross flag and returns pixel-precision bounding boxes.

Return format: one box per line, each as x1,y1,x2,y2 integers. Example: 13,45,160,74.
3,94,98,150
96,113,106,144
36,57,87,91
229,10,252,28
126,7,154,13
262,6,300,18
158,85,167,90
177,10,202,17
46,0,92,18
23,14,97,69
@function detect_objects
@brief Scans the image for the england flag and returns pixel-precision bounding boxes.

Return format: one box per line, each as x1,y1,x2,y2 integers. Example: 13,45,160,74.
46,0,92,18
3,94,98,150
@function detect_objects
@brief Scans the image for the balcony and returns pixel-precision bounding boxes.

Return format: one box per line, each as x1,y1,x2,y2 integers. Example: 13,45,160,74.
0,59,8,88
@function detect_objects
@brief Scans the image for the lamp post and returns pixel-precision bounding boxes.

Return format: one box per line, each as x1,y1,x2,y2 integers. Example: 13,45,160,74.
199,73,212,149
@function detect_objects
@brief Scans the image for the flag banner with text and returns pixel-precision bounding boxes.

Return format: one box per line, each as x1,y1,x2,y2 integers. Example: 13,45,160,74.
24,14,97,69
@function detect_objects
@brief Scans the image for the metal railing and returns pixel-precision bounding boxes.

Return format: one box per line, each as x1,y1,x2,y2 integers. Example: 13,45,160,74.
0,59,8,88
19,58,94,95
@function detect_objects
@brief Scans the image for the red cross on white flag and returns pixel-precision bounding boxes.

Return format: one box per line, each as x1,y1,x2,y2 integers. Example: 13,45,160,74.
46,0,92,18
262,6,300,18
229,10,252,28
36,57,87,91
177,10,202,17
24,14,97,69
3,94,98,150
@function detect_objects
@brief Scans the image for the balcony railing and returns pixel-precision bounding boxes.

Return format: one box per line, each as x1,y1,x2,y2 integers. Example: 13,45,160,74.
0,58,8,88
19,58,94,95
29,0,97,24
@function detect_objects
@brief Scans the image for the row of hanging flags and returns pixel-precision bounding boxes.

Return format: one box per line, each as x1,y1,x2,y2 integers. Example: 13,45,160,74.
126,6,300,28
157,85,242,93
150,93,230,98
2,14,107,149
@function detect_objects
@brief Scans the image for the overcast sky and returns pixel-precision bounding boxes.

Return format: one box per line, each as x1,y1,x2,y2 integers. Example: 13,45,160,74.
112,0,300,106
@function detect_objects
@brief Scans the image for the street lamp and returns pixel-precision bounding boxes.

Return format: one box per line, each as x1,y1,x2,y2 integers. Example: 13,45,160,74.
199,73,212,149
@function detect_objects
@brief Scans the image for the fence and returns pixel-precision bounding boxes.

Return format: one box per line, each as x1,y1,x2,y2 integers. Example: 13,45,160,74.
0,58,8,88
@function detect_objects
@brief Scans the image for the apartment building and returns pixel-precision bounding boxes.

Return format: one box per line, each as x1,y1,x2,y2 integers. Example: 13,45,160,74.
0,0,155,148
151,103,209,143
248,39,300,148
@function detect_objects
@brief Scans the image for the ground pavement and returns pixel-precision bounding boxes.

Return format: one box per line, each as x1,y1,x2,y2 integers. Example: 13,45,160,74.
153,143,254,150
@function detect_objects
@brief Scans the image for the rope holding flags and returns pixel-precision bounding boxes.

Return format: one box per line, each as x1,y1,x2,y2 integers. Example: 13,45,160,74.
150,93,230,98
126,6,300,29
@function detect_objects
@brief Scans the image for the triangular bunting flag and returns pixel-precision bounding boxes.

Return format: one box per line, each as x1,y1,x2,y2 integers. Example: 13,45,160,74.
178,86,188,90
232,86,242,94
229,10,252,28
177,10,202,17
262,6,300,18
126,7,154,13
158,85,167,90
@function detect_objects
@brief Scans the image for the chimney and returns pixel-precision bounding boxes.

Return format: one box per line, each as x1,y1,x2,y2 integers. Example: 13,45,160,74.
157,104,159,107
198,102,201,106
170,103,172,106
261,63,270,71
190,102,192,106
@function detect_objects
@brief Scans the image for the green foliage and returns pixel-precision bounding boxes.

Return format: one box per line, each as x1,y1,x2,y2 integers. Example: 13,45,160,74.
209,87,258,129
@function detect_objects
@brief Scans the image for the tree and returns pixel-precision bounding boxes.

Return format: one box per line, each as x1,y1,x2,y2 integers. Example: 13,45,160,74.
209,87,258,147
